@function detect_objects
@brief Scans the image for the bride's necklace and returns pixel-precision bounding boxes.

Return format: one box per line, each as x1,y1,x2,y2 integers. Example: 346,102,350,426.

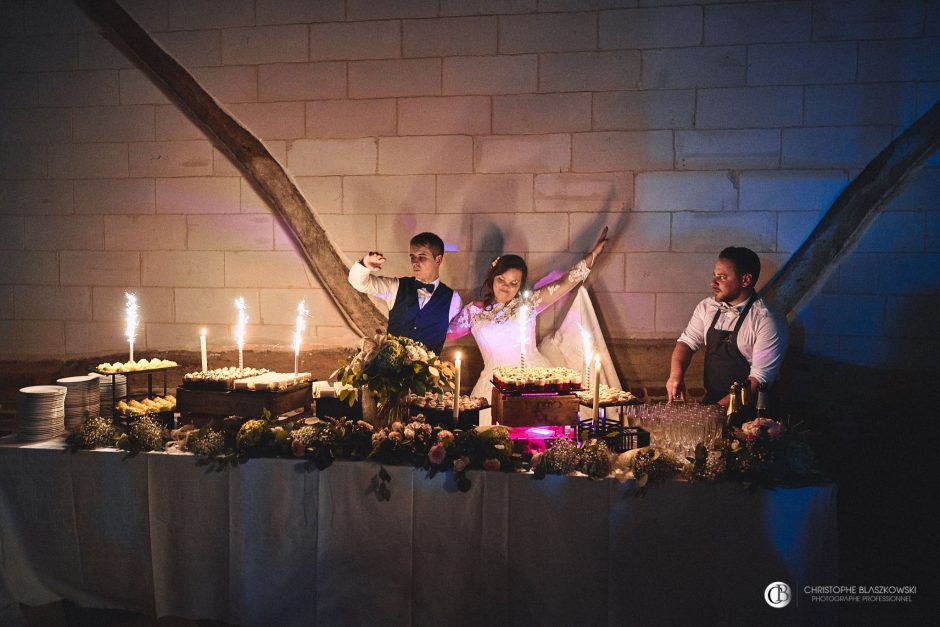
476,294,539,325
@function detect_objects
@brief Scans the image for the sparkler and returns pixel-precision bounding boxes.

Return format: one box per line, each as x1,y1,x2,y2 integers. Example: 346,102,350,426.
124,292,138,363
234,297,248,368
293,299,309,375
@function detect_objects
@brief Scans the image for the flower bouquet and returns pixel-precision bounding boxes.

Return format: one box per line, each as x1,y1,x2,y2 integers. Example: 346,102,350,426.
331,333,456,428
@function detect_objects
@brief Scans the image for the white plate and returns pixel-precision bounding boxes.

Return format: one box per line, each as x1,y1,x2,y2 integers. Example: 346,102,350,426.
19,385,68,395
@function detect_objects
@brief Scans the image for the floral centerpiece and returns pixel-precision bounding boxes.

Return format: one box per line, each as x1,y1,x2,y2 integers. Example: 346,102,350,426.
331,333,455,428
690,417,819,488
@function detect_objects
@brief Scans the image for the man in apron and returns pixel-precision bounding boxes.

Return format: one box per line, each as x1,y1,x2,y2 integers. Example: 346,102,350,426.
666,247,788,407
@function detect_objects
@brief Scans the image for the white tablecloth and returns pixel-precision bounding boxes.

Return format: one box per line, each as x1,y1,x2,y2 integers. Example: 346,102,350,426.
0,439,837,626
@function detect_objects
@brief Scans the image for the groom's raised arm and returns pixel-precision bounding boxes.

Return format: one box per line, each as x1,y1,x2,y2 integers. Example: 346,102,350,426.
348,259,400,310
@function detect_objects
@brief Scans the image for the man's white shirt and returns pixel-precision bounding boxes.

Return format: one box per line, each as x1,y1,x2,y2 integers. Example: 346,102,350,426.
348,262,462,321
677,295,788,385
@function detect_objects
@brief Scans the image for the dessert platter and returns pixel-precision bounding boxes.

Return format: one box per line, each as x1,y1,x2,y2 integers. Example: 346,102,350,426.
490,367,582,427
232,372,312,391
176,368,314,420
183,367,270,391
409,391,490,428
409,391,489,413
114,395,177,417
93,357,179,422
575,384,640,407
96,358,178,373
491,366,583,394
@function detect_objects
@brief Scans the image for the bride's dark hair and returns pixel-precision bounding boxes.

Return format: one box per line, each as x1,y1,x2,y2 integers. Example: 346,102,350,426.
480,254,528,307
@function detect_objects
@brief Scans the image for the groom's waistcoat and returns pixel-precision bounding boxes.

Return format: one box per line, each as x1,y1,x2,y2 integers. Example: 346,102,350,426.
387,277,453,354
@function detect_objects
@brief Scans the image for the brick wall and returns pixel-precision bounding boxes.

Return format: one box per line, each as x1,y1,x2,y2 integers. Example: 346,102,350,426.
1,0,939,377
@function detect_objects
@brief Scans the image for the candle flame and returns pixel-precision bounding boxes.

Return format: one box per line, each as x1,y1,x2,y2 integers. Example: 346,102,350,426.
455,351,461,362
234,297,248,351
124,292,139,344
594,352,601,367
293,299,309,353
200,328,207,337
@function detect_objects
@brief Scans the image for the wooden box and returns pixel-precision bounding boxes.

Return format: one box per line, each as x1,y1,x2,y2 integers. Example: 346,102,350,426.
491,390,579,427
176,383,312,420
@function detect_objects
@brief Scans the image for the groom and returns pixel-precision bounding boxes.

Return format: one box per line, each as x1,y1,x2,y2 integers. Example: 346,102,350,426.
348,232,462,355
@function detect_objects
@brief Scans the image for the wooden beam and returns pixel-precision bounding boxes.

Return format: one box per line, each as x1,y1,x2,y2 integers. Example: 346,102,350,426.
75,0,387,337
762,100,940,314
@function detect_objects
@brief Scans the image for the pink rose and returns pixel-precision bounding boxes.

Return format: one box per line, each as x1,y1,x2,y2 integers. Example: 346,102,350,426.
437,430,454,446
428,443,446,465
404,427,415,439
291,439,307,458
483,458,501,471
391,421,404,432
372,431,387,446
453,456,470,472
388,431,402,443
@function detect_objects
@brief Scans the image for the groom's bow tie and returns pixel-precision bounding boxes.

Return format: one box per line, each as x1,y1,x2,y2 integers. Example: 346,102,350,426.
416,281,435,294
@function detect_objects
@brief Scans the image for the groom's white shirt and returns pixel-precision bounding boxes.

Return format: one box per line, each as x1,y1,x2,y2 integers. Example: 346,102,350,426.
348,262,462,318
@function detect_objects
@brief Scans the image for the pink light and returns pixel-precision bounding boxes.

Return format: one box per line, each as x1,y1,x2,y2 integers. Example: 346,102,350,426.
527,427,556,437
507,425,568,440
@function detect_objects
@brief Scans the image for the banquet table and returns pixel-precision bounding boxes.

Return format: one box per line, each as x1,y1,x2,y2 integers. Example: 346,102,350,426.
0,437,837,626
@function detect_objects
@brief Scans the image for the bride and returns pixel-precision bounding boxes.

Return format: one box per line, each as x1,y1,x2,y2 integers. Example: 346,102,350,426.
445,228,609,400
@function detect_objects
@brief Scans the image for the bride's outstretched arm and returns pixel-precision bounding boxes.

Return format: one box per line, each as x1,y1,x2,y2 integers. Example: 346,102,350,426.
531,227,609,314
445,304,472,341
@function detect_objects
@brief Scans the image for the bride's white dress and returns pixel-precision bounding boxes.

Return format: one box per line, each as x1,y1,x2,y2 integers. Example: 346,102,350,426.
448,259,620,401
456,298,551,400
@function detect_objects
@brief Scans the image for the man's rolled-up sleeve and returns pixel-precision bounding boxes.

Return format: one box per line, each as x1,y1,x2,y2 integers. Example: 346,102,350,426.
748,311,789,385
677,299,708,352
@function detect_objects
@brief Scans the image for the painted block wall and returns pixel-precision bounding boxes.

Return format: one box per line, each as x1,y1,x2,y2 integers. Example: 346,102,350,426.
1,0,938,372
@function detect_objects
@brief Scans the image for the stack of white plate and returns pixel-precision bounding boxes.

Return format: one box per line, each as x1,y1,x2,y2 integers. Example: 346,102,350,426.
90,372,127,418
56,374,101,430
16,385,67,442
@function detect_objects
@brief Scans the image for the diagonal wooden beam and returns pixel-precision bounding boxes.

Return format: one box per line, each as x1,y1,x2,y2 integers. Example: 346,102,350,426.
762,100,940,315
76,0,386,337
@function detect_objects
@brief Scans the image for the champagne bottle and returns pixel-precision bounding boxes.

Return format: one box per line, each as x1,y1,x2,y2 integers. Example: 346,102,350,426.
756,382,768,418
739,380,756,422
725,381,743,431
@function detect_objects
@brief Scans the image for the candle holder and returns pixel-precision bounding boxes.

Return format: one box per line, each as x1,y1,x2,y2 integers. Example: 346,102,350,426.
576,414,649,453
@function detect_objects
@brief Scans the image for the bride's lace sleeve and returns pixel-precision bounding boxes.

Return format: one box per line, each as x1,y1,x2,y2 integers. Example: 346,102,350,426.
445,303,473,341
531,259,591,314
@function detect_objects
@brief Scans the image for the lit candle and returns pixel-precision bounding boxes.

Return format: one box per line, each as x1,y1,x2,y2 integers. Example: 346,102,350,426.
453,352,462,420
292,299,309,375
199,328,208,373
234,297,248,368
124,292,139,363
592,353,601,427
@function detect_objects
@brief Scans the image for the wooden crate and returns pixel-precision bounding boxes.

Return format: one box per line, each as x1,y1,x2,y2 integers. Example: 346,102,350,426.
176,383,312,419
491,390,579,427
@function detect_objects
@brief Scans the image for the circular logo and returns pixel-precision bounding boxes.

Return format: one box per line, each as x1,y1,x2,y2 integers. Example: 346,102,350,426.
764,582,792,608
